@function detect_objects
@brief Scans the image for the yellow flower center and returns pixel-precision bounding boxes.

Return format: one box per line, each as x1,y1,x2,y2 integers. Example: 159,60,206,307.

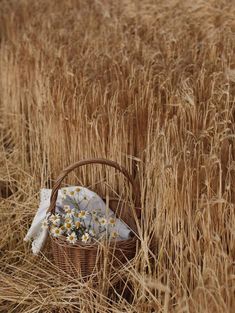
79,211,86,218
65,223,72,229
75,222,81,228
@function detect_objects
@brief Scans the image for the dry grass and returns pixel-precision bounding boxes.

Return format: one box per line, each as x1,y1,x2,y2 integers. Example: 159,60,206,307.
0,0,235,312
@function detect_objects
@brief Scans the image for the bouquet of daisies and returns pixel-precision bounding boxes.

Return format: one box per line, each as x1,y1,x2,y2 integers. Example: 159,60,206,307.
42,187,120,245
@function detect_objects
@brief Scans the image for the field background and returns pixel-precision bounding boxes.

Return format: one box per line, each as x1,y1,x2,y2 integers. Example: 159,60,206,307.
0,0,235,312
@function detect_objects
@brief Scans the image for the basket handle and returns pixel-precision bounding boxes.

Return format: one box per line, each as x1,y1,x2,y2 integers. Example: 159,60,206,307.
47,158,141,217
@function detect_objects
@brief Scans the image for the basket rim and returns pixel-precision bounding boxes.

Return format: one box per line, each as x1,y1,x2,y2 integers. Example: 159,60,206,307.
49,233,137,249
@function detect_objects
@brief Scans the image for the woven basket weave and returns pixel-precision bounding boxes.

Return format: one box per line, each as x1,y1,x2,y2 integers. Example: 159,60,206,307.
47,158,141,278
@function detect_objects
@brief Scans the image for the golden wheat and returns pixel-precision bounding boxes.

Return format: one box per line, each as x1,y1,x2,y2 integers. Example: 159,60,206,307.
0,0,234,312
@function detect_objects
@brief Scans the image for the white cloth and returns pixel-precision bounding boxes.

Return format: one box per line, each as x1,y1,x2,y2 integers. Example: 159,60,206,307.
24,186,131,255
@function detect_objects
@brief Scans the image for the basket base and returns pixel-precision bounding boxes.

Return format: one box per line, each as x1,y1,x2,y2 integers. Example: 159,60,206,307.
50,235,138,278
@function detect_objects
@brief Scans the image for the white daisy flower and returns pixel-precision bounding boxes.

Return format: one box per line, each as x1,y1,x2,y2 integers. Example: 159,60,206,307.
93,216,100,223
67,232,77,244
109,217,116,227
99,217,107,226
81,233,90,243
60,225,66,233
64,205,71,212
78,210,89,219
41,219,49,229
66,212,74,219
64,222,73,232
51,226,63,238
111,231,119,239
75,221,81,229
73,212,80,219
64,216,73,223
49,214,61,225
64,205,75,217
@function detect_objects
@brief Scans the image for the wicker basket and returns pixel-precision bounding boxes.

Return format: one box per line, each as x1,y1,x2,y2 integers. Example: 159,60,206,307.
47,158,141,278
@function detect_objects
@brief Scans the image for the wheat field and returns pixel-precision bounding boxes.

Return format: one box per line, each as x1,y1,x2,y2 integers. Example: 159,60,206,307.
0,0,235,312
